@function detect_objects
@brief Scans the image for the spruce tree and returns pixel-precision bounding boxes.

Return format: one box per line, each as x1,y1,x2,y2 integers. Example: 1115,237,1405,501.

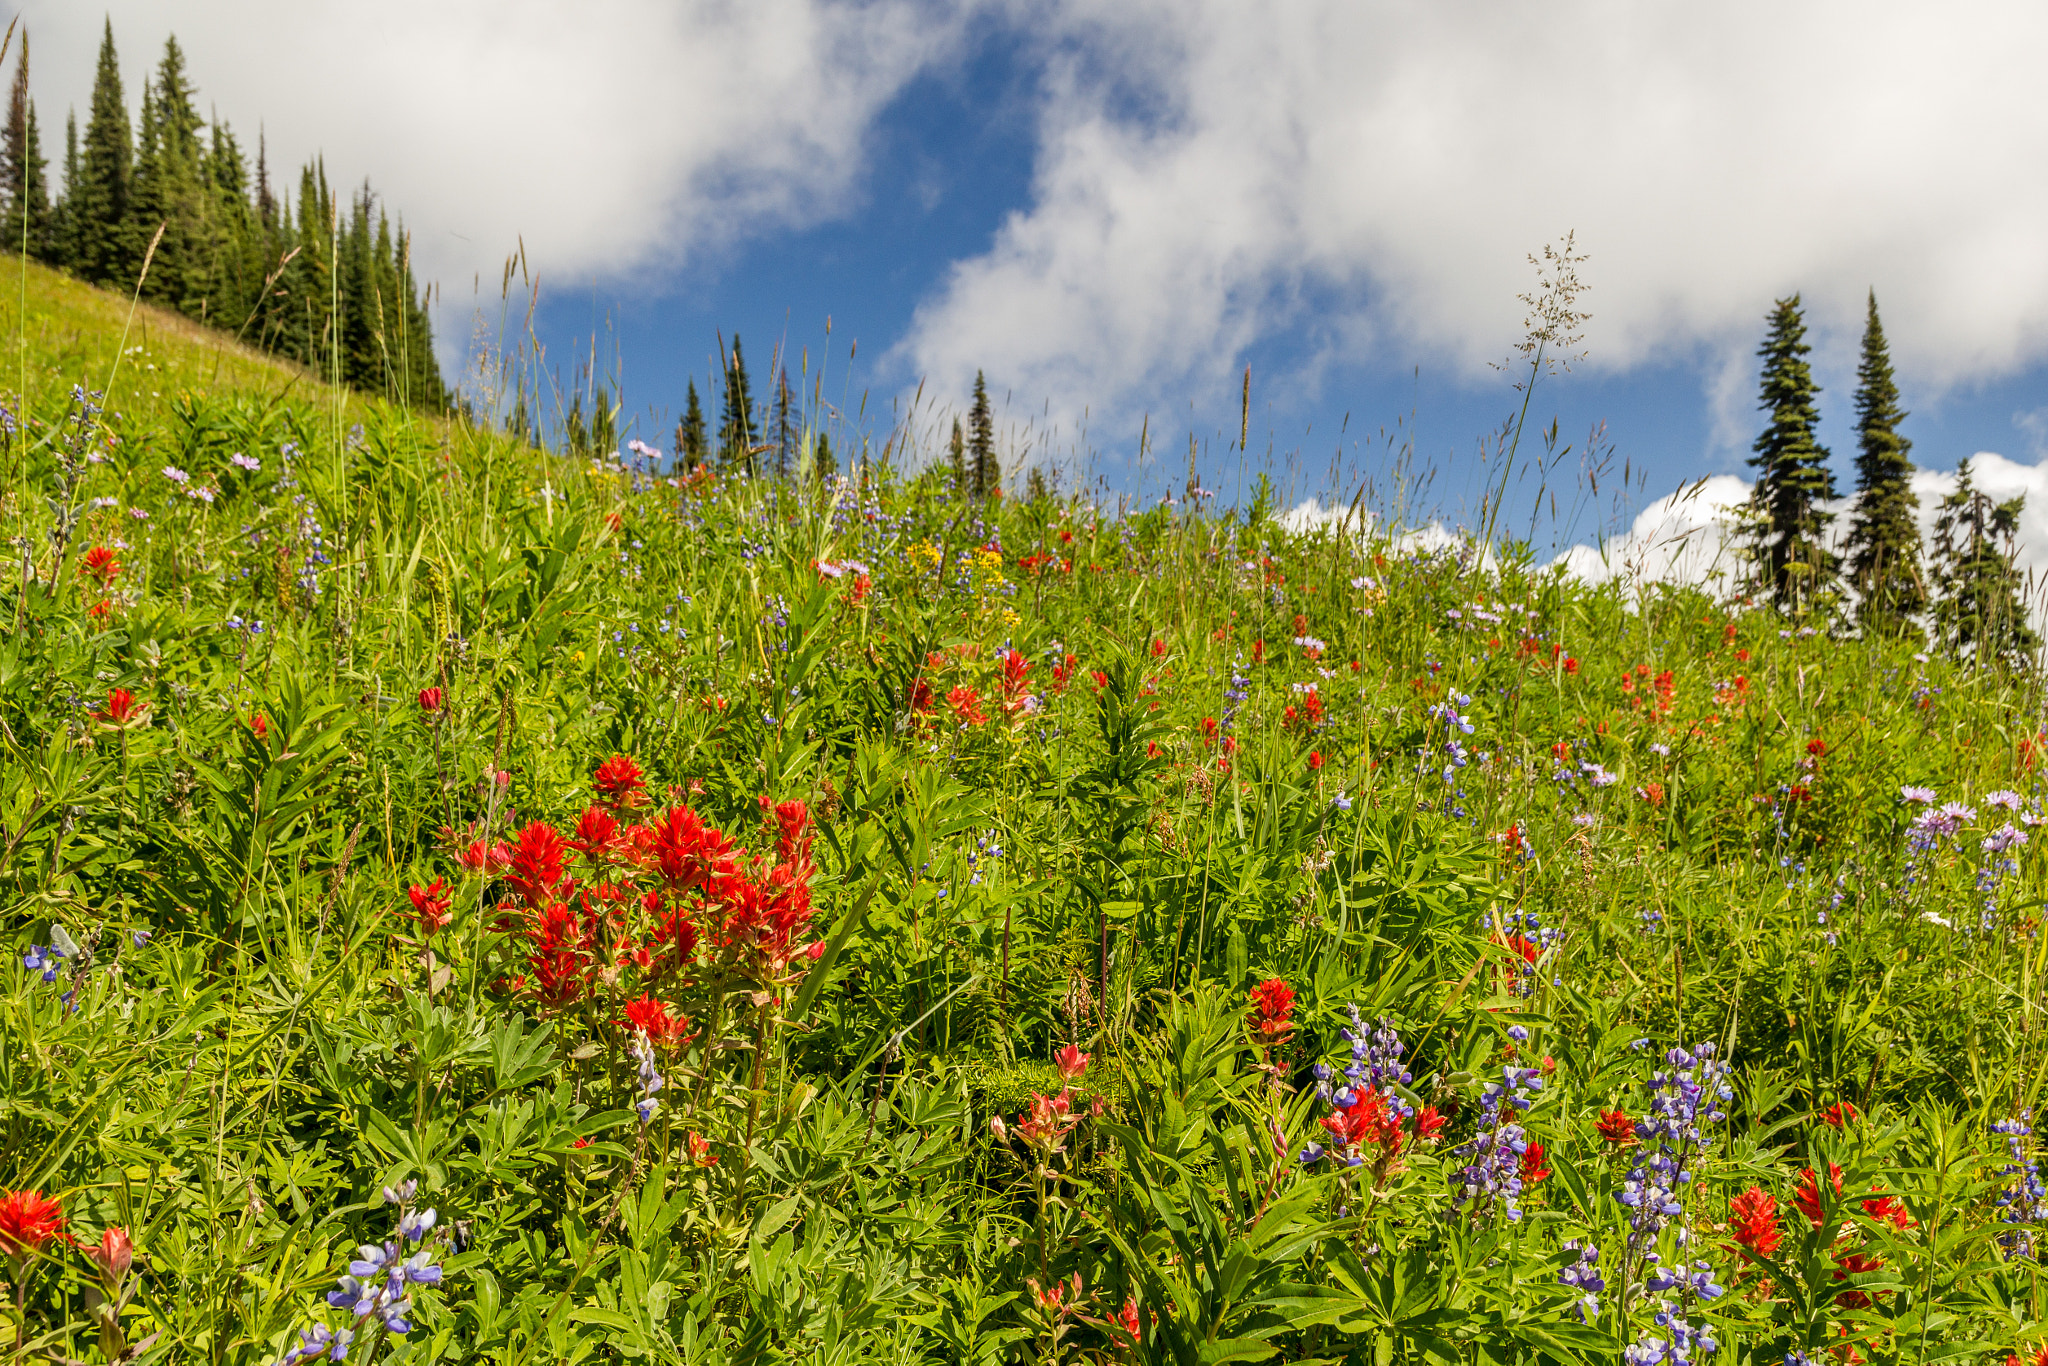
130,37,205,311
719,336,755,475
773,369,796,480
968,371,996,499
676,379,707,471
1843,290,1924,638
73,19,131,285
1741,296,1838,615
947,417,967,497
47,109,76,268
813,431,835,482
2,33,50,259
591,381,617,458
1933,458,2039,668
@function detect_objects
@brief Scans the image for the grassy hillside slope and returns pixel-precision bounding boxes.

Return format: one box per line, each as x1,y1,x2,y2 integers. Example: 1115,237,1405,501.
0,255,351,428
1,250,2047,1363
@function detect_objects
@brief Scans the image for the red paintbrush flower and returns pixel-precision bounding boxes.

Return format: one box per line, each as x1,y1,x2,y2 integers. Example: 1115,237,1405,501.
645,805,740,895
621,993,694,1049
1519,1141,1551,1184
79,546,121,585
417,686,444,714
1728,1186,1783,1261
405,879,454,936
1832,1249,1885,1309
503,820,572,911
1861,1192,1913,1230
1412,1105,1446,1141
1596,1109,1639,1145
97,687,149,729
1055,1044,1090,1081
0,1190,71,1258
1247,977,1295,1045
570,805,627,865
1820,1101,1860,1129
946,685,986,726
1795,1163,1844,1229
592,754,649,809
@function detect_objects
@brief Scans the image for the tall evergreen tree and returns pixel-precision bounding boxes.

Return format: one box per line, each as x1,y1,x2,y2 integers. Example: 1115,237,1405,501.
2,32,50,259
22,24,444,410
1932,458,2038,668
675,379,707,471
719,336,755,475
813,431,835,482
1843,290,1924,638
947,417,967,497
47,109,76,268
773,369,796,479
72,19,131,285
968,371,996,499
1741,296,1838,615
254,127,276,228
128,37,208,311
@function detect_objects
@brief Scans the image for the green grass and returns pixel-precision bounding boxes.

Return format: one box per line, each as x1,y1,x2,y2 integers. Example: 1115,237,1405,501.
2,257,2047,1364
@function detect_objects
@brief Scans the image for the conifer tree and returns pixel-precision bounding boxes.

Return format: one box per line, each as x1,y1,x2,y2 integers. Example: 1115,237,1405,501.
591,381,617,458
1932,458,2038,668
129,37,207,311
720,336,755,475
1843,290,1924,638
564,391,589,459
26,23,444,410
947,418,967,497
73,20,131,285
773,368,796,479
1741,296,1838,615
676,379,707,471
255,128,276,228
968,371,996,499
47,109,76,268
1025,464,1049,505
2,32,50,259
813,431,835,482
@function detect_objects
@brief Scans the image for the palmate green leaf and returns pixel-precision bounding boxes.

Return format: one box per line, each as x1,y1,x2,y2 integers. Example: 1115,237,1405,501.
489,1013,558,1093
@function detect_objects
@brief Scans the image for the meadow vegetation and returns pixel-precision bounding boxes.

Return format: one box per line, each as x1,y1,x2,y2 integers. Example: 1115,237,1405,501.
5,256,2048,1366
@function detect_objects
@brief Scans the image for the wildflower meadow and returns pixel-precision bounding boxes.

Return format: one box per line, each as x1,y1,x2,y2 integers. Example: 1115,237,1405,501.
6,265,2048,1366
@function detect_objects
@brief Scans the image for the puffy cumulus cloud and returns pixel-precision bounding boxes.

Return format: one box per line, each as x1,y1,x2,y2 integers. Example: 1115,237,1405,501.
900,0,2048,430
1558,453,2048,627
20,0,958,291
1554,475,1752,592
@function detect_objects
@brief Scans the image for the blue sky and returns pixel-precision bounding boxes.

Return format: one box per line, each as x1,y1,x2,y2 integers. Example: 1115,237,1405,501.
27,0,2048,541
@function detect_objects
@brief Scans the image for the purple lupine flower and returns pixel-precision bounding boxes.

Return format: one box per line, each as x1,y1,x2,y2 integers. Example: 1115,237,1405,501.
1993,1113,2048,1259
1559,1240,1604,1321
1449,1058,1542,1222
631,1030,664,1124
279,1324,354,1364
1609,1042,1731,1351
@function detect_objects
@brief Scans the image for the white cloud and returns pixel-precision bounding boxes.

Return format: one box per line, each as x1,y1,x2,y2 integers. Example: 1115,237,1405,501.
900,0,2048,436
21,0,957,296
1554,475,1751,591
1557,453,2048,629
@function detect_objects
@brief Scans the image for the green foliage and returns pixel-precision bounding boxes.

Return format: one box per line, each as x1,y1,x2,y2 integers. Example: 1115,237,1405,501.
3,322,2048,1364
18,21,444,408
1742,295,1839,618
1933,457,2039,668
1846,290,1926,639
